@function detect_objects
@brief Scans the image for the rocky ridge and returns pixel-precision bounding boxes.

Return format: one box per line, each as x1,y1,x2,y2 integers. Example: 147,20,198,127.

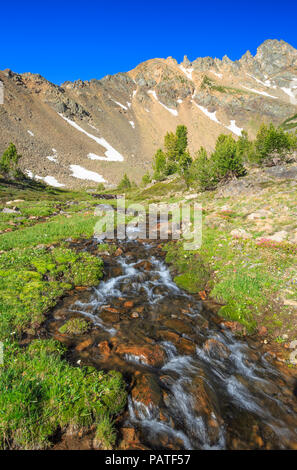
0,39,296,188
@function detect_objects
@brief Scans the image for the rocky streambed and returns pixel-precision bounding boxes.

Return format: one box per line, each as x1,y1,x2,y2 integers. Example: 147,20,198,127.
46,234,297,450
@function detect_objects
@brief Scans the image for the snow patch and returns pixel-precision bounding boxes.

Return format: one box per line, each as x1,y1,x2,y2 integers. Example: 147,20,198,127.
39,176,64,187
70,164,106,183
177,99,183,104
111,99,128,110
27,130,34,137
192,102,220,123
58,114,124,162
192,101,242,136
179,65,194,80
212,71,223,79
241,85,277,99
246,73,276,89
25,170,64,187
226,120,243,137
25,170,34,178
281,80,297,105
148,90,178,116
47,148,58,163
129,121,135,128
127,101,132,108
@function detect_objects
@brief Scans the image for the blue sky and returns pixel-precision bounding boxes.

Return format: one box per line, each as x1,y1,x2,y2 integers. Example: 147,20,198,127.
1,0,296,84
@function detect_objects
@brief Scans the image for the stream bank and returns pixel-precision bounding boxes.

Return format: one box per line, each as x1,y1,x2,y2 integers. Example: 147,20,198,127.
46,235,297,450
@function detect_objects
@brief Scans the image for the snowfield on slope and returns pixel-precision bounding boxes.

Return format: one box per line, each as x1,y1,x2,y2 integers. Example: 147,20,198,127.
281,79,297,105
241,85,277,99
192,102,220,123
58,114,124,162
148,90,178,116
70,164,106,183
192,101,242,136
179,65,194,80
25,170,64,187
226,120,243,137
111,99,128,110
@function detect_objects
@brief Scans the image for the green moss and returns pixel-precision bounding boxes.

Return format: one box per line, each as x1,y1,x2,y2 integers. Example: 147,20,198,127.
0,246,103,339
59,318,90,335
174,272,206,293
164,241,210,294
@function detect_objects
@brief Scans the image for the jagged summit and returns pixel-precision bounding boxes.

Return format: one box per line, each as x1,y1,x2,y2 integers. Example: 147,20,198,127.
0,39,296,188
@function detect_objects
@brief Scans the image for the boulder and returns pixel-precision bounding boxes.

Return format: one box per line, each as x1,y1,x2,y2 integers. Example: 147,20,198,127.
203,338,230,359
131,373,163,409
247,209,271,220
231,228,252,239
115,343,166,367
2,207,21,214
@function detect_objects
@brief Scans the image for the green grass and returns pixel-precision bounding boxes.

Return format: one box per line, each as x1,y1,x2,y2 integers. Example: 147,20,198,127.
0,245,103,340
94,415,117,450
162,221,297,332
0,213,99,251
0,340,126,449
0,180,128,449
0,176,93,202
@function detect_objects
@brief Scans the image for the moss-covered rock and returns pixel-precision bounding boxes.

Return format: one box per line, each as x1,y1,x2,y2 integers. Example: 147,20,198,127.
59,318,90,335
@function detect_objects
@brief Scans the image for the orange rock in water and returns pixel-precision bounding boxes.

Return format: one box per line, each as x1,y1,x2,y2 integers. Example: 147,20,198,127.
199,290,207,300
97,340,111,357
124,300,134,308
131,373,162,408
104,307,119,313
115,343,166,367
131,312,139,318
203,338,230,359
76,338,92,352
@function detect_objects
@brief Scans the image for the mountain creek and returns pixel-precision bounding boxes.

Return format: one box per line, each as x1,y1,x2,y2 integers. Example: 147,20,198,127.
45,222,297,450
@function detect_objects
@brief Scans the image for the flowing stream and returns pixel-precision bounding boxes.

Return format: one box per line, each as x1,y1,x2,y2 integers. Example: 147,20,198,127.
48,236,297,450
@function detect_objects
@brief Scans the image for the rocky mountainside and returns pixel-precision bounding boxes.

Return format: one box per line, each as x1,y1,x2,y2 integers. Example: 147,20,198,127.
0,39,296,188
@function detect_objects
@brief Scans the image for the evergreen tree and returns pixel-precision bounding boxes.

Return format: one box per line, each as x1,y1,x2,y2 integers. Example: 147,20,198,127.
212,134,246,179
254,123,293,164
189,147,217,190
117,173,131,190
153,148,167,180
141,172,151,186
0,143,22,178
176,125,188,154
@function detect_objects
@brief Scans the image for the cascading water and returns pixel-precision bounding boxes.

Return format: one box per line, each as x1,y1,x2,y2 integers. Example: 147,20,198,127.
49,238,297,450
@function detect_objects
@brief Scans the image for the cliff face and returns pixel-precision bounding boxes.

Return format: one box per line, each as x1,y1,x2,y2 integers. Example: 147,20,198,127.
0,39,296,188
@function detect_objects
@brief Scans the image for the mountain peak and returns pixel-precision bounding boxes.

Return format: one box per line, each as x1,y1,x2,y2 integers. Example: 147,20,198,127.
1,39,297,188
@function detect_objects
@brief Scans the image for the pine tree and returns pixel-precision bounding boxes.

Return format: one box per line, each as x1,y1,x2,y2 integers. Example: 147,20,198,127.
0,143,22,178
176,125,188,154
153,148,167,180
117,173,131,190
